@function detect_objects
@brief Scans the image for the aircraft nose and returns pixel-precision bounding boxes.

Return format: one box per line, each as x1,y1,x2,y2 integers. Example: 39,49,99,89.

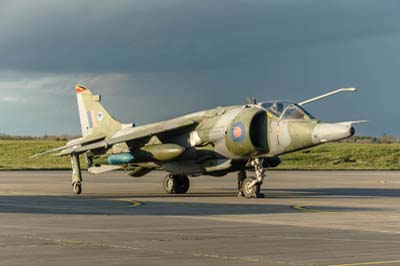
312,123,355,144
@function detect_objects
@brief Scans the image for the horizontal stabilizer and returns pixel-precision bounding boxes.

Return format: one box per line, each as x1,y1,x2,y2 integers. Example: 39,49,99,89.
31,135,106,158
56,140,108,156
30,145,70,158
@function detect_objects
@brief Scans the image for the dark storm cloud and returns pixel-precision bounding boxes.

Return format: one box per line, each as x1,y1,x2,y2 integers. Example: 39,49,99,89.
1,0,399,73
0,0,399,136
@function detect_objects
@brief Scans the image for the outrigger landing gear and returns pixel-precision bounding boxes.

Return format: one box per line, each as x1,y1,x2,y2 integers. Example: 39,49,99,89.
239,158,266,198
163,174,190,194
72,181,82,194
71,154,82,195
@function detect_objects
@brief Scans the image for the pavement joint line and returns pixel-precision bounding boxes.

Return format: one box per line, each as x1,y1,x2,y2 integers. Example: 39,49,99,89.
12,229,400,244
22,236,83,245
20,235,300,265
158,214,400,236
144,231,400,244
16,230,400,244
326,260,400,266
259,235,400,244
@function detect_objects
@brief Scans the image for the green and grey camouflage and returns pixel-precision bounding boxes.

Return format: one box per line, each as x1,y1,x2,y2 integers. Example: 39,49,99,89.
34,85,365,198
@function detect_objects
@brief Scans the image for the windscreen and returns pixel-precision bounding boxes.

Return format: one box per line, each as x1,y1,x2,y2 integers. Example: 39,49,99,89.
259,101,315,120
260,101,292,117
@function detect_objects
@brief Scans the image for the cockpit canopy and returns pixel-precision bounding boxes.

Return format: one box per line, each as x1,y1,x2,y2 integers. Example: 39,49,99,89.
258,101,315,120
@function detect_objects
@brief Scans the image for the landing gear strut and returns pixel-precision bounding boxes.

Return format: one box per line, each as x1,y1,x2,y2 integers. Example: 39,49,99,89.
238,158,266,198
163,174,190,194
71,153,82,195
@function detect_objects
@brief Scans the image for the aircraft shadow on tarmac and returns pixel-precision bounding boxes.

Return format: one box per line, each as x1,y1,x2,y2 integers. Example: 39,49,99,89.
262,187,400,198
0,195,384,216
80,186,400,199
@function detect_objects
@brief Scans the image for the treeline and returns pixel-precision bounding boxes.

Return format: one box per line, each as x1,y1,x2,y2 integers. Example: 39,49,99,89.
0,133,78,141
0,133,399,144
341,134,400,144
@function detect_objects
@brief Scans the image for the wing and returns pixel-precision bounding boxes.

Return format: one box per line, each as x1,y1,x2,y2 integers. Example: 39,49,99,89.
32,117,197,158
108,117,196,146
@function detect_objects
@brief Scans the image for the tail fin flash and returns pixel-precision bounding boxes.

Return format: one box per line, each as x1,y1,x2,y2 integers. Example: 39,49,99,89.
76,85,122,137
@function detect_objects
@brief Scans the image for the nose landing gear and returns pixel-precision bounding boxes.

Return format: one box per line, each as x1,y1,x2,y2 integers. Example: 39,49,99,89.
238,158,266,198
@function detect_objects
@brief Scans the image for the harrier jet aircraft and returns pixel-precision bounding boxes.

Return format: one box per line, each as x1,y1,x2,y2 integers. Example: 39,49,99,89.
34,86,364,198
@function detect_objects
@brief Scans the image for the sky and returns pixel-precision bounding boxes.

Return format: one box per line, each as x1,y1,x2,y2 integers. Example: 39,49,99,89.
0,0,399,136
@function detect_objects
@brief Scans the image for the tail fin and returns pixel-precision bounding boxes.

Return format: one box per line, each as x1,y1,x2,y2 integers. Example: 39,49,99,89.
75,85,122,138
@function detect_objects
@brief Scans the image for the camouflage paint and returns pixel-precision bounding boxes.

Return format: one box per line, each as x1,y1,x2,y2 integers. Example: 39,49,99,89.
37,85,357,181
76,85,122,138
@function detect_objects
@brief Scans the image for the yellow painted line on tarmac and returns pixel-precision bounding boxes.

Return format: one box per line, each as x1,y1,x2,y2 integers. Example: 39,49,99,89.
113,198,143,208
292,204,323,213
327,259,400,266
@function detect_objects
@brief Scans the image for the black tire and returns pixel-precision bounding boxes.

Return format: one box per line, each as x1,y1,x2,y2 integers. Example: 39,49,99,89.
240,177,260,198
72,182,82,195
163,174,190,194
176,175,190,194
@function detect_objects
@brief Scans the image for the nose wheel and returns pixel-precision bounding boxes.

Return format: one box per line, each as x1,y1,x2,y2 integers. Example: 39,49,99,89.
240,177,263,198
238,158,266,198
163,174,190,194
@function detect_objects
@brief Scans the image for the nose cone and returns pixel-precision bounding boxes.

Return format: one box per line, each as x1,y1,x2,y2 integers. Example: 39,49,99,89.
312,123,355,144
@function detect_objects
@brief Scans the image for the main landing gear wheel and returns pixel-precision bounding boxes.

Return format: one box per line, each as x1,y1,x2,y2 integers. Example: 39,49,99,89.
72,182,82,195
163,174,190,194
240,177,263,198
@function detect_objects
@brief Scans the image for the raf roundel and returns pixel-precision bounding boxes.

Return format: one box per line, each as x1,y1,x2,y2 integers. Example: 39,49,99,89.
230,122,246,142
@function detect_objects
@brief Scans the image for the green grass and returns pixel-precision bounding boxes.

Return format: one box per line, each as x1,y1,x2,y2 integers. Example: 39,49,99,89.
0,140,70,169
279,143,400,170
0,140,399,170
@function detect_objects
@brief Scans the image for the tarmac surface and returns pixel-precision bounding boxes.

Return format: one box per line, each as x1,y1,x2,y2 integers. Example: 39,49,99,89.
0,170,400,266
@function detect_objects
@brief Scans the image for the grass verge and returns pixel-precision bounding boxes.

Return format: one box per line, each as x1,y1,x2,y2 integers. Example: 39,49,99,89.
0,140,399,170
